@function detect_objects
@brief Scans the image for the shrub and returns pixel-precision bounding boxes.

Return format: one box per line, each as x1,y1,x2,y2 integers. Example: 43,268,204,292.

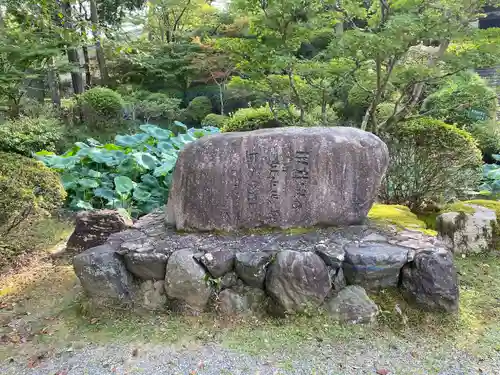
79,87,124,128
422,72,497,128
0,152,66,235
221,105,300,132
379,117,483,211
0,116,65,156
182,96,213,125
36,123,220,218
202,113,228,127
469,120,500,157
123,91,182,123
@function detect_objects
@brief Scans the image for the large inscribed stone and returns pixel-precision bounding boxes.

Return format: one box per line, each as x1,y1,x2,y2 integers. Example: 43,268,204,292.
166,127,389,231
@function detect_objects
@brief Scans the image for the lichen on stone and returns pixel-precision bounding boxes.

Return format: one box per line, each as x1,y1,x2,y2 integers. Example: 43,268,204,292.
367,204,437,236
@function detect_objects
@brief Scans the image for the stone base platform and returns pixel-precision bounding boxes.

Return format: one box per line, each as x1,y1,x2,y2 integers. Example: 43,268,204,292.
73,211,459,323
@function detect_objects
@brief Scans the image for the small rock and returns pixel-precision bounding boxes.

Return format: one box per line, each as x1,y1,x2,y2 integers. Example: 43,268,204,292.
73,244,134,305
266,250,331,313
124,252,169,280
361,233,388,242
138,280,167,310
217,286,267,315
314,243,345,268
198,250,235,278
324,285,379,324
343,242,410,290
436,204,496,254
401,250,459,313
235,252,271,289
164,249,213,312
220,272,239,289
66,210,132,253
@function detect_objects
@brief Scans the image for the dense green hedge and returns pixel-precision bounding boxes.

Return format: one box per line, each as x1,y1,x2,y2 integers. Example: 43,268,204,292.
0,116,65,156
202,113,228,127
221,106,300,132
0,152,65,234
379,117,483,210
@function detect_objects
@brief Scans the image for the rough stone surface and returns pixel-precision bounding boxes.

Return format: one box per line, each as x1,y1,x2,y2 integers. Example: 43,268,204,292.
217,286,267,315
266,250,331,313
166,127,389,231
66,210,132,253
73,244,134,304
324,285,379,324
137,280,167,310
164,249,213,312
343,242,411,290
220,272,239,289
235,252,271,289
124,252,169,280
74,211,458,315
401,249,459,313
197,250,235,278
436,204,496,254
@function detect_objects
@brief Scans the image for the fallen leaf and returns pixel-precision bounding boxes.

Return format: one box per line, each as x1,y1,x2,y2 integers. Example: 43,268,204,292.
376,369,390,375
132,348,138,357
90,318,99,325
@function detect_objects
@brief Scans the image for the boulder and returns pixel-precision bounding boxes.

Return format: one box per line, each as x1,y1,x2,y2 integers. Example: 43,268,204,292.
66,210,132,253
266,250,331,313
324,285,379,324
73,244,134,305
217,286,267,315
343,242,411,290
401,249,459,313
164,249,212,312
166,127,389,231
235,252,271,289
197,250,235,278
436,204,496,254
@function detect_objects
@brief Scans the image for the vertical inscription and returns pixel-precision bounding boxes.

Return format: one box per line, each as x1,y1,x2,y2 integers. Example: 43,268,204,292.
268,149,287,222
246,151,260,206
292,150,310,209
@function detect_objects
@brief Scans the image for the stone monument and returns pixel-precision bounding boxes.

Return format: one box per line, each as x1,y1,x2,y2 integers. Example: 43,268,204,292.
73,127,459,321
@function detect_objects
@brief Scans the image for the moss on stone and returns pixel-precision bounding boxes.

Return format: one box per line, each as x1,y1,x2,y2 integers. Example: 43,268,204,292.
443,200,500,217
441,200,500,250
367,204,437,236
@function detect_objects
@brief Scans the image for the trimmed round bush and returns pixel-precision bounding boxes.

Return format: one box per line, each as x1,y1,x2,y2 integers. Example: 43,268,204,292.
201,113,228,127
0,152,66,235
0,116,65,156
183,96,213,124
79,87,124,127
221,106,300,132
379,118,483,210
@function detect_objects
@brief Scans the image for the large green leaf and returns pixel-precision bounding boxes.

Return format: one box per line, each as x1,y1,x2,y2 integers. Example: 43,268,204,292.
133,152,159,170
156,141,177,154
114,176,135,196
71,199,94,211
79,178,100,189
153,155,177,177
115,133,151,148
141,174,161,188
61,173,78,190
133,186,152,202
94,187,116,201
139,124,173,140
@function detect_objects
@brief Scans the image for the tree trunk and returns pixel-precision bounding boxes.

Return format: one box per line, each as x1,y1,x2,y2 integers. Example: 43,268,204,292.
90,0,109,85
47,57,61,107
61,1,84,95
82,44,92,88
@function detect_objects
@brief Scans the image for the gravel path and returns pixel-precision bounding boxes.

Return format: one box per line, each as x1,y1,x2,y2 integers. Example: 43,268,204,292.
2,338,499,375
